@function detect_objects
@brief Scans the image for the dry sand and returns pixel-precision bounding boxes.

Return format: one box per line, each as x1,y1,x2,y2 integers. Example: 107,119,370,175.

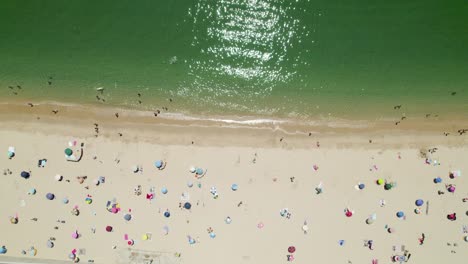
1,102,468,264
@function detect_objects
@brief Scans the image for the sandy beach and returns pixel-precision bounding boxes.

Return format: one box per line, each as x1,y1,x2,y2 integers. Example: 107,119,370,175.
1,102,468,264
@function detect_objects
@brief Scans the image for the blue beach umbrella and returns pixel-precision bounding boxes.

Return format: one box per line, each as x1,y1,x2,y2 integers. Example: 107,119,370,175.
434,177,442,183
231,184,238,191
396,211,404,218
161,187,168,194
46,193,55,200
164,211,170,218
124,214,132,221
20,171,30,179
155,160,163,169
8,151,14,158
196,168,204,175
28,188,36,195
0,246,7,254
184,202,192,210
62,198,69,204
415,199,424,206
358,183,365,190
209,232,216,238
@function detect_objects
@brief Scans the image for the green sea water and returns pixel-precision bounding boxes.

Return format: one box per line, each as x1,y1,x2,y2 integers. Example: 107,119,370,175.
0,0,467,121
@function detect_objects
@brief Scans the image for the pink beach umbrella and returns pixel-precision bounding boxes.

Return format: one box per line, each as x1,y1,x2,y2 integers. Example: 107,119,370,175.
72,231,79,239
448,185,456,193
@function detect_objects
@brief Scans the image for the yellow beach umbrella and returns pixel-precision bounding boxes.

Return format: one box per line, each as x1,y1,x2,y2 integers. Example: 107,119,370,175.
142,234,148,240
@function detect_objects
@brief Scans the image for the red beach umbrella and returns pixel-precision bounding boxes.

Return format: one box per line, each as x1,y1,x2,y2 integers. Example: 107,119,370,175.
106,226,113,232
288,246,296,253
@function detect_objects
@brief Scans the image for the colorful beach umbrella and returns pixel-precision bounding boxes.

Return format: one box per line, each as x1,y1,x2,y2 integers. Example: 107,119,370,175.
20,171,30,179
124,214,132,221
415,199,424,206
65,148,73,156
46,193,55,200
0,246,7,254
47,240,54,248
155,160,163,169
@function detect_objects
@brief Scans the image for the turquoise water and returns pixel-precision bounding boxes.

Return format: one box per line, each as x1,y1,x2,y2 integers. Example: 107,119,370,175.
0,0,467,120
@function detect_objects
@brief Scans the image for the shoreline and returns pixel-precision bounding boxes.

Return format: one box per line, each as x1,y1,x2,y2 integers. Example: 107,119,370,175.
0,99,467,150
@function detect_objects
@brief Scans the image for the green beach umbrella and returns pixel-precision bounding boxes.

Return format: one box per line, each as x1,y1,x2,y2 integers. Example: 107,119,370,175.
384,183,393,190
65,148,73,156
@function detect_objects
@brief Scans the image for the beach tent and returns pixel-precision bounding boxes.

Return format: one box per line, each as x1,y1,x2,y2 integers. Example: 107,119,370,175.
20,171,30,179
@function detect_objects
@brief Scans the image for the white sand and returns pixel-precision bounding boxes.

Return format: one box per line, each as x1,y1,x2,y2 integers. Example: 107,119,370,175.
1,105,468,264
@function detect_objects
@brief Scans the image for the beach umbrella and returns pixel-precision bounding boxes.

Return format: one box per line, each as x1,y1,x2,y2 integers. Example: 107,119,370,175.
127,239,134,246
365,218,374,225
189,166,196,173
187,181,193,188
231,184,238,191
184,202,192,210
387,227,395,233
448,186,456,193
93,179,100,186
464,235,468,242
71,231,78,239
164,211,170,218
225,217,232,224
124,214,132,221
358,183,365,190
85,197,92,204
434,177,442,183
161,187,168,194
384,183,392,190
46,193,55,200
62,198,69,204
288,246,296,253
68,253,76,260
20,171,30,179
209,232,216,238
196,168,204,175
47,240,54,248
65,148,73,156
0,246,6,254
106,226,113,232
10,217,18,224
376,179,384,185
415,199,424,206
8,151,14,158
132,165,139,173
142,234,149,240
28,188,36,195
155,160,163,169
396,211,404,218
55,174,63,181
